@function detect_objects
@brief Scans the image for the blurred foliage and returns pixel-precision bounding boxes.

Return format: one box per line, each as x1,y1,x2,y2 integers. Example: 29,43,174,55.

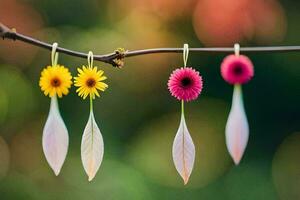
272,132,300,199
0,0,300,199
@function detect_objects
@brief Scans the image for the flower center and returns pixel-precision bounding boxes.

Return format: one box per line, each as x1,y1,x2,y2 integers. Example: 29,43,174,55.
86,78,96,88
233,64,244,76
181,77,192,87
51,77,61,87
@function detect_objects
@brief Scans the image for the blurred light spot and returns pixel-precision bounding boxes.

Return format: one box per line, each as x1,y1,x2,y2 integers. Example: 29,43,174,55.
62,157,153,200
272,132,300,200
10,123,70,198
223,160,278,200
10,126,44,174
0,88,9,125
0,67,36,127
107,0,197,22
0,137,10,180
193,0,286,46
0,173,45,199
66,12,179,95
113,11,180,95
127,98,232,188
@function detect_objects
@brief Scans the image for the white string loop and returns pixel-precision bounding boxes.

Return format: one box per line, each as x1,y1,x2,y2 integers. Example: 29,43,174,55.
51,42,59,66
183,43,189,67
234,43,240,57
88,51,94,68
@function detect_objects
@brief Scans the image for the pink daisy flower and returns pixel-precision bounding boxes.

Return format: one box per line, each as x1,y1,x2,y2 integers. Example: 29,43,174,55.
221,55,254,85
168,67,203,102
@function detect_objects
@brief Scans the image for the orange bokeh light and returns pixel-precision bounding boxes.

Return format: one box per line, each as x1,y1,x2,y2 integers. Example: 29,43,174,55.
193,0,286,46
0,0,43,66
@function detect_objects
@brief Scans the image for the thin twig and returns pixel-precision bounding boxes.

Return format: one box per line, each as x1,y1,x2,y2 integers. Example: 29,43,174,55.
1,22,300,67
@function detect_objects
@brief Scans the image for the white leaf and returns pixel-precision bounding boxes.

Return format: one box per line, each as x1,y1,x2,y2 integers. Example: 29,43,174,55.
42,96,69,176
172,114,195,185
81,110,104,181
225,85,249,165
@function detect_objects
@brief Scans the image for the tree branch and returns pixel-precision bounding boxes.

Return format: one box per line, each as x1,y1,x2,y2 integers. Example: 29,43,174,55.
1,22,300,68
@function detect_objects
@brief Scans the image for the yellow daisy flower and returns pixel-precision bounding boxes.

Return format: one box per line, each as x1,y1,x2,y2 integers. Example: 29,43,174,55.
74,66,108,99
39,65,72,98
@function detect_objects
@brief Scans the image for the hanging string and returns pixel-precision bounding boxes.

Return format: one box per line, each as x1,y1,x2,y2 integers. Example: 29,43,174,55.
183,43,189,67
234,43,242,89
87,51,94,110
182,43,189,116
234,43,240,57
51,42,59,66
88,51,94,69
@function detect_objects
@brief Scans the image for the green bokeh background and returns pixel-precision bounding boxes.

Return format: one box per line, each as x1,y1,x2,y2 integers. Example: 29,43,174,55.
0,0,299,199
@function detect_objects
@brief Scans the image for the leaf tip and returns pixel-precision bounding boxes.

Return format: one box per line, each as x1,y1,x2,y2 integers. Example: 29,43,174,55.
229,143,244,165
232,154,242,165
53,168,61,176
88,175,94,182
183,177,190,185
